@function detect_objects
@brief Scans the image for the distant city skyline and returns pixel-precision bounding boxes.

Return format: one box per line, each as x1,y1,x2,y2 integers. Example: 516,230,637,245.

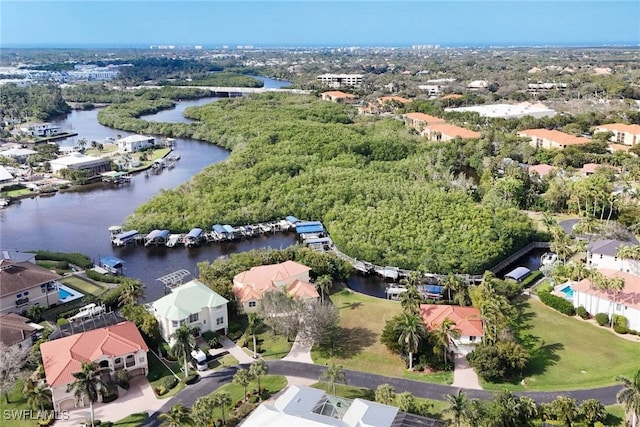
2,1,639,49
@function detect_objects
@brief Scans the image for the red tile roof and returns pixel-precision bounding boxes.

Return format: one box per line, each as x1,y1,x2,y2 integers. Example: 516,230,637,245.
287,280,319,300
597,123,640,135
378,96,412,104
426,123,481,139
233,261,311,302
528,164,557,177
403,112,445,124
518,129,590,146
40,321,148,387
573,270,640,310
419,305,484,337
322,91,356,99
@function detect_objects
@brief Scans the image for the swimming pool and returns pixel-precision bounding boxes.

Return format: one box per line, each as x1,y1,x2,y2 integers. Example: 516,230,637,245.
57,284,84,303
559,285,574,300
59,287,74,299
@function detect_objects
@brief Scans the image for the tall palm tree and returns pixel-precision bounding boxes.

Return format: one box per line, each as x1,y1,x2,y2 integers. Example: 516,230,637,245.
394,312,426,370
375,383,396,405
26,383,52,414
212,391,232,424
191,396,214,426
315,275,333,305
444,389,468,427
400,272,422,315
246,313,261,359
580,398,606,427
517,396,539,426
551,395,578,427
68,361,109,427
617,369,640,427
233,368,253,402
249,359,268,395
463,399,486,427
158,403,193,427
169,324,196,380
319,363,345,395
118,279,145,307
430,318,460,364
607,276,625,327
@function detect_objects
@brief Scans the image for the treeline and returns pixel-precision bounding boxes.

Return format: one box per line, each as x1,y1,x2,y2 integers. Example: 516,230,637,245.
162,72,264,88
0,83,70,121
116,57,223,84
100,92,534,274
63,84,213,104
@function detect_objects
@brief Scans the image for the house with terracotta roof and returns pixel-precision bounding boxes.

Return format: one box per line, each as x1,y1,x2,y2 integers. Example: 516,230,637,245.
572,270,640,330
0,259,61,315
527,164,557,178
403,112,445,132
359,96,412,114
233,261,319,313
40,321,149,411
594,123,640,147
419,305,483,355
149,279,229,342
579,163,620,177
421,123,481,142
517,129,590,150
320,91,357,104
0,312,42,349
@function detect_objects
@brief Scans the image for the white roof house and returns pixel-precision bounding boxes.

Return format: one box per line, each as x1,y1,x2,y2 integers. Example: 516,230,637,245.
445,102,556,119
0,166,13,183
117,134,155,153
149,279,229,342
49,153,109,174
0,147,37,163
242,385,445,427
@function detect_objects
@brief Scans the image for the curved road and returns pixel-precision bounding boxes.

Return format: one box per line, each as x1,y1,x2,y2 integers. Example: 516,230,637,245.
140,360,621,426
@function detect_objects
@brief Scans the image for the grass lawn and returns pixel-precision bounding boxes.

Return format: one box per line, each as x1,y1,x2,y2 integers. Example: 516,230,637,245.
111,412,149,426
0,380,42,427
242,329,293,360
146,351,185,399
60,275,107,297
206,375,287,420
208,353,239,369
484,297,640,391
0,187,33,198
310,382,451,423
311,287,453,385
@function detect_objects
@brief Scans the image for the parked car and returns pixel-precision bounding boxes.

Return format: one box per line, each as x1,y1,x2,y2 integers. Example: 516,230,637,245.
191,349,208,371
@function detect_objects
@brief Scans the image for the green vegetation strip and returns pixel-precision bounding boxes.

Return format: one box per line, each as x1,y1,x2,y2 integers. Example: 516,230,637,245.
312,288,453,385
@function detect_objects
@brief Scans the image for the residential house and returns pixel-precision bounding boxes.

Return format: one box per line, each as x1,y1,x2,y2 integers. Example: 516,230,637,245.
50,153,110,175
518,129,590,150
594,123,640,147
0,165,13,183
403,112,445,132
0,312,42,349
527,164,557,178
19,122,61,137
317,74,363,88
117,135,155,153
420,123,481,142
579,163,620,177
572,270,640,330
419,305,484,355
40,321,149,411
242,385,446,427
467,80,488,91
0,147,37,163
320,91,357,104
587,240,640,276
233,260,318,313
0,259,61,314
359,96,411,114
1,249,37,263
150,279,229,343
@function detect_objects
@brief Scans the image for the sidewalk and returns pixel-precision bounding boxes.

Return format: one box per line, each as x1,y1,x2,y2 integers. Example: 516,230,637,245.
451,354,482,390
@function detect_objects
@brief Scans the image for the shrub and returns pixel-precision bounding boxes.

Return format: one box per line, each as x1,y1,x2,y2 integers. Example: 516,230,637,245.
538,290,575,316
576,306,590,319
520,270,543,288
33,251,93,269
595,313,609,326
116,370,130,389
613,324,629,334
183,373,199,385
163,376,179,390
613,314,628,328
56,260,70,270
102,393,118,403
249,395,259,404
56,318,69,326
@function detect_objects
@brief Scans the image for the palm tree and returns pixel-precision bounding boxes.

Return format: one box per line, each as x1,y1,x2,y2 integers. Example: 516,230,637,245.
118,279,145,307
27,304,45,323
517,396,539,426
319,363,345,395
463,399,486,427
169,324,196,380
249,359,268,396
375,383,396,405
399,272,422,315
315,274,332,304
430,318,460,364
397,391,415,413
394,312,426,370
158,403,193,427
212,391,232,424
607,276,625,327
26,383,52,414
442,274,464,303
191,396,214,426
580,398,606,427
246,313,261,359
233,368,253,402
551,395,578,427
444,389,468,427
617,369,640,427
68,361,109,427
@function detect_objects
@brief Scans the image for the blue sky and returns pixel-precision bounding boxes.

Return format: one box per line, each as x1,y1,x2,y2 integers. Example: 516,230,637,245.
2,1,639,48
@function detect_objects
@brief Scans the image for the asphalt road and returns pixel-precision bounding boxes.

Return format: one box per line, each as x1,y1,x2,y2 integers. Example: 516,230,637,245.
140,360,622,426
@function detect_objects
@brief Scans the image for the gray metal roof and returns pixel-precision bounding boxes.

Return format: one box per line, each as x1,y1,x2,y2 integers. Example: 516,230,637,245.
587,239,632,257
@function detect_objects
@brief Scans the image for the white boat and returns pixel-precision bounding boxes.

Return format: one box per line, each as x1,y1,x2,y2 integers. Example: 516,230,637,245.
541,252,558,266
166,234,183,247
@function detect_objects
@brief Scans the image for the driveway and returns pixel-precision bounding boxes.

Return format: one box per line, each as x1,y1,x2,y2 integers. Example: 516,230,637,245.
451,354,482,390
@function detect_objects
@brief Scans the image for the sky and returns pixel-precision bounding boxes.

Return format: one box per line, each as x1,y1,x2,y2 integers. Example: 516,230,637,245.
1,1,639,48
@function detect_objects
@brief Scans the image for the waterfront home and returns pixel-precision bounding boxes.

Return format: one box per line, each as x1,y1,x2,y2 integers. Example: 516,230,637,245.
320,90,358,104
0,165,13,183
50,152,110,175
517,129,590,150
117,134,155,153
18,122,61,137
0,259,61,314
233,260,318,313
0,312,42,349
149,279,229,343
572,269,640,330
0,147,37,163
40,321,148,411
242,385,446,427
587,240,640,276
419,305,484,355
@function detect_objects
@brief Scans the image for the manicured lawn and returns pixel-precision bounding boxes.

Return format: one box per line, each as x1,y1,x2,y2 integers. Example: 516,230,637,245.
111,412,149,426
206,375,287,420
146,351,185,399
484,297,640,391
209,353,239,369
60,275,107,297
0,380,40,427
311,287,452,385
243,329,293,360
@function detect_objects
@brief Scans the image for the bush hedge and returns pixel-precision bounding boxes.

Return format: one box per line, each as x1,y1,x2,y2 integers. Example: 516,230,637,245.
33,251,92,269
86,269,128,284
576,306,590,320
183,373,199,385
613,314,628,328
520,271,543,288
595,313,609,326
538,290,575,316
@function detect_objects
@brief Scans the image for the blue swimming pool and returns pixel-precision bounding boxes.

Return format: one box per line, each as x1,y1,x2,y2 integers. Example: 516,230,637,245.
59,287,74,300
559,285,574,299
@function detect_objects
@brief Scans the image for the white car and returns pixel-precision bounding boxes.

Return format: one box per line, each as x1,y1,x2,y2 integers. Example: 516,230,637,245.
191,349,208,371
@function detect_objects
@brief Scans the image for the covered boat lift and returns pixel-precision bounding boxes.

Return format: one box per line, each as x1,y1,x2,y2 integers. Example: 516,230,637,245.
184,228,203,247
112,230,139,246
505,266,531,282
145,229,170,246
296,221,325,235
100,256,124,275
